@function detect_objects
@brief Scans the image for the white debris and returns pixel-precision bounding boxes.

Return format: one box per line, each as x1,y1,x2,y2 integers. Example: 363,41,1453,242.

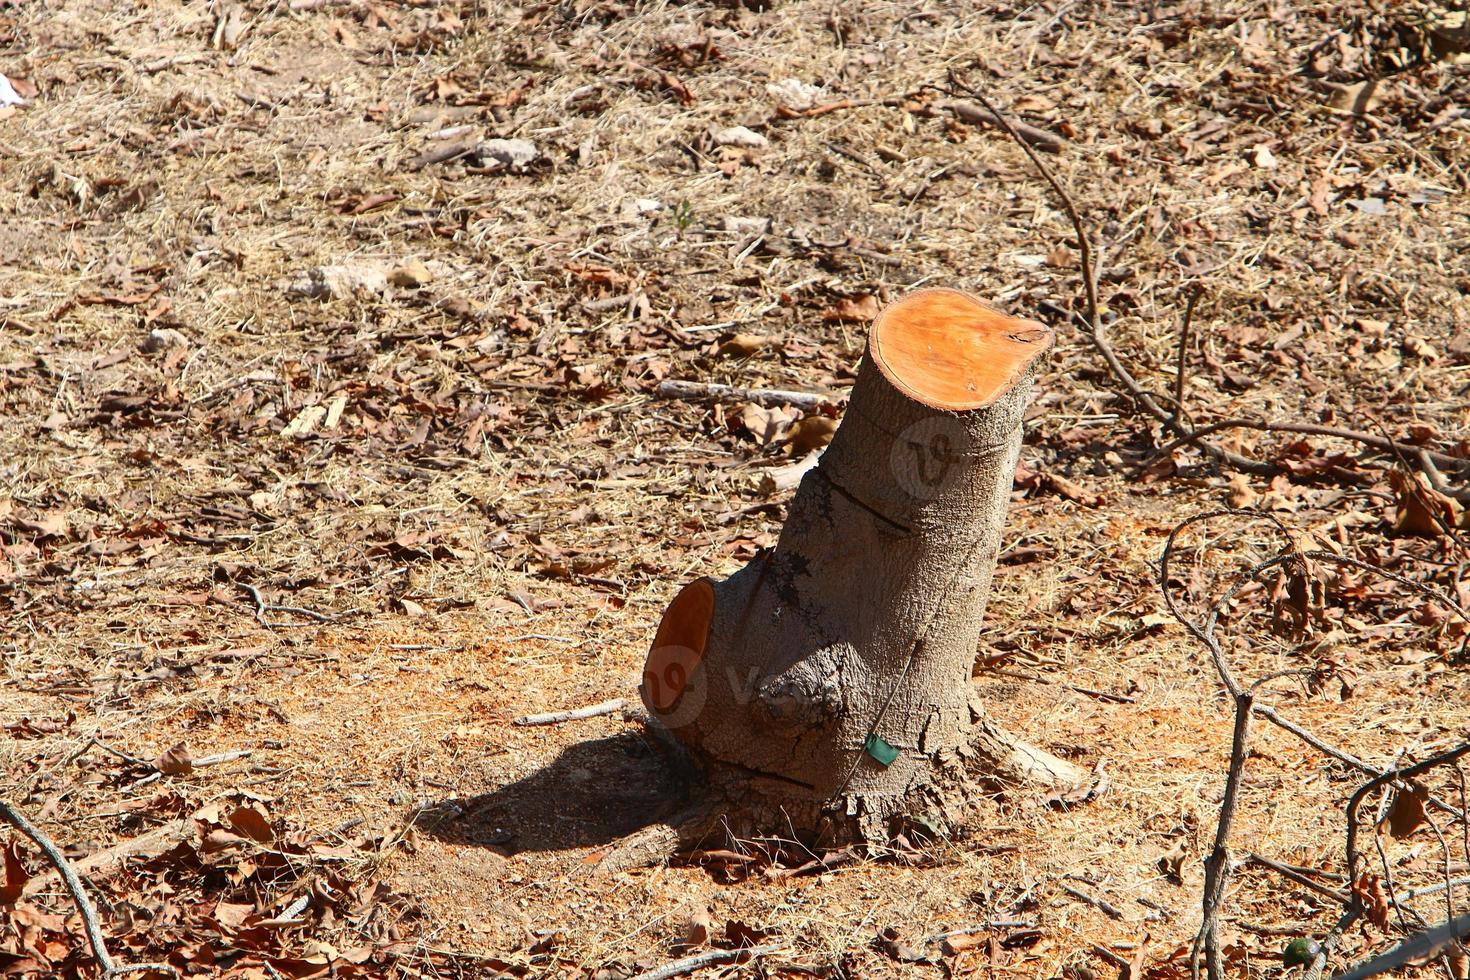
477,138,538,170
0,73,29,108
712,125,769,149
287,264,388,300
388,259,434,287
142,328,189,352
722,216,772,235
765,78,824,112
280,404,327,439
634,197,663,215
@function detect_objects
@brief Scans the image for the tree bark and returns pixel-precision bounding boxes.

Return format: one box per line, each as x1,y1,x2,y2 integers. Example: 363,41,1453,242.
641,288,1085,846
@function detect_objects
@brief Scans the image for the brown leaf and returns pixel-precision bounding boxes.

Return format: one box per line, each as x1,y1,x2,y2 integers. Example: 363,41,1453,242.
877,926,929,963
739,404,794,447
1389,469,1462,537
154,743,194,776
213,900,255,930
1383,782,1429,839
682,909,711,950
715,333,774,358
1268,545,1325,640
1352,873,1391,930
12,512,68,539
1,842,28,904
1043,471,1103,507
786,415,838,454
823,294,880,322
1157,841,1186,885
227,804,274,843
725,920,774,948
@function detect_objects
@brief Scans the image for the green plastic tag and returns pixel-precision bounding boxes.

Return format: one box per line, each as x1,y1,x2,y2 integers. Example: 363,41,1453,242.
864,733,899,767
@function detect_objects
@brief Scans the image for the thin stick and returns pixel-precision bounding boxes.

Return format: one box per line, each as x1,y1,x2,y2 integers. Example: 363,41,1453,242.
1143,418,1469,476
239,583,345,626
656,379,837,411
946,73,1470,489
512,699,627,727
1192,691,1253,980
1171,287,1201,425
1345,743,1470,886
942,101,1067,153
1059,882,1126,921
628,943,784,980
1,801,180,979
1333,910,1470,980
923,920,1035,944
1245,853,1350,905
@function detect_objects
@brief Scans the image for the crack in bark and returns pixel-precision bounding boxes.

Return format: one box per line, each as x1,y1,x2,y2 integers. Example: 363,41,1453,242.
815,468,912,534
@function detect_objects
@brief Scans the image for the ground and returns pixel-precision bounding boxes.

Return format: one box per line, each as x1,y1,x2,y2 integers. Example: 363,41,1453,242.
2,0,1469,977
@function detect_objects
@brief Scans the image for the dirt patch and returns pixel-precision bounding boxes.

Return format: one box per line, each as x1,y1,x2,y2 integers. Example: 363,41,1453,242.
2,0,1468,976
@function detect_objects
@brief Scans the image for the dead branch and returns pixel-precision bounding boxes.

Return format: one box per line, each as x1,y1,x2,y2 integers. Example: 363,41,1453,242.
239,582,346,627
1171,287,1201,426
1159,512,1468,980
946,73,1470,490
1,800,180,979
512,698,626,726
1245,853,1350,905
941,101,1067,152
1059,882,1127,921
1345,743,1470,888
628,943,784,980
922,921,1035,945
1333,910,1470,980
655,379,838,411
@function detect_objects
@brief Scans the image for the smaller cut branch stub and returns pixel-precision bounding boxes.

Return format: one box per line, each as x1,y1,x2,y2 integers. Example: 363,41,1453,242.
640,288,1085,846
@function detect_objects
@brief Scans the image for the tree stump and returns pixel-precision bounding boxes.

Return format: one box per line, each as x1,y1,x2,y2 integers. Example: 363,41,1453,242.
641,288,1085,846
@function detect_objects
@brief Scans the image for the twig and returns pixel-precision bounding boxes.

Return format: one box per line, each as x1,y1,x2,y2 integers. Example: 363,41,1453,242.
1345,743,1470,887
922,921,1035,944
628,944,784,980
239,582,344,627
1142,419,1470,477
1304,906,1362,980
1,800,180,979
1333,910,1470,980
1171,287,1201,425
1245,853,1350,905
941,101,1068,152
1192,690,1253,980
656,379,837,411
945,73,1470,487
1060,882,1127,921
512,699,627,727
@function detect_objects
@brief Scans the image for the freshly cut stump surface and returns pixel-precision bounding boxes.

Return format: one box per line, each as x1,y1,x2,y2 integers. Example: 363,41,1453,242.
642,289,1084,845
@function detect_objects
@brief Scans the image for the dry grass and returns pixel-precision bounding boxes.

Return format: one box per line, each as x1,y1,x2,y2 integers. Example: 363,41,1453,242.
2,0,1469,976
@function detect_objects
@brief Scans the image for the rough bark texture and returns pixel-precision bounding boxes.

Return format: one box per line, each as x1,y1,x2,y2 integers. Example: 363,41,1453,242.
641,289,1084,846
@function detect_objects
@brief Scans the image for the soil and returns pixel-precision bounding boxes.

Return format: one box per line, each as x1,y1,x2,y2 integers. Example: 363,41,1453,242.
2,0,1468,977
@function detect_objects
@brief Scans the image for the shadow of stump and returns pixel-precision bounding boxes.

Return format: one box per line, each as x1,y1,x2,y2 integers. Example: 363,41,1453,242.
416,731,689,856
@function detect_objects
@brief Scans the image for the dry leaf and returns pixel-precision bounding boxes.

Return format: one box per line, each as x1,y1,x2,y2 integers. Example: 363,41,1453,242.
1352,873,1391,930
154,743,194,776
682,909,712,949
739,403,794,447
716,333,774,358
1389,469,1462,537
1157,841,1186,885
1383,782,1429,839
1,842,28,904
823,294,879,322
227,804,274,843
786,415,838,454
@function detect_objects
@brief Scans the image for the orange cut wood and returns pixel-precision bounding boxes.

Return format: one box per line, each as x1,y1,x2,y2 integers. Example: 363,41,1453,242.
869,288,1052,411
643,577,715,713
